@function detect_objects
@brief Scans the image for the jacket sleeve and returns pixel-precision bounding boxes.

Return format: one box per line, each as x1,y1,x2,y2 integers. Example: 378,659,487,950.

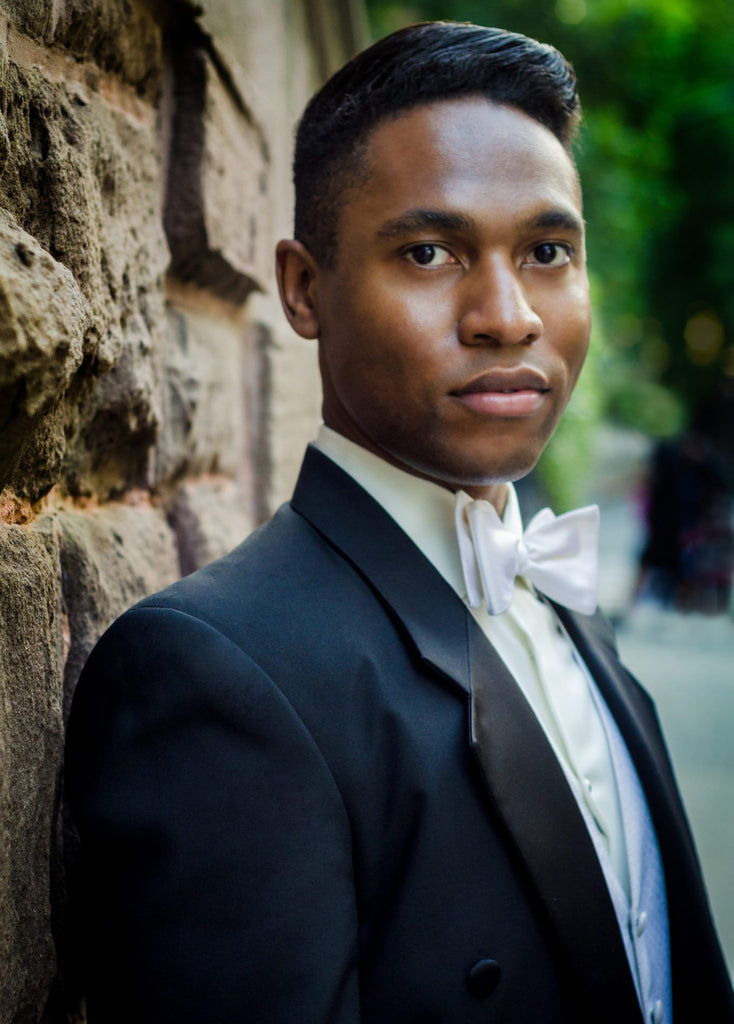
65,605,360,1024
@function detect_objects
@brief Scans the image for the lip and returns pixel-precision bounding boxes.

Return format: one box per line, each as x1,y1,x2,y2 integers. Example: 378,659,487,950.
452,367,551,396
450,367,551,418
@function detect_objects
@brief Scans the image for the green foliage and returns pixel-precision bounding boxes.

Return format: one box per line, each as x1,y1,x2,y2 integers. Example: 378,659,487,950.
365,0,734,442
535,316,604,510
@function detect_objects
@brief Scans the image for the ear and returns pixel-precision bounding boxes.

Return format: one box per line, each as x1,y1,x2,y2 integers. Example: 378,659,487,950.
275,239,321,340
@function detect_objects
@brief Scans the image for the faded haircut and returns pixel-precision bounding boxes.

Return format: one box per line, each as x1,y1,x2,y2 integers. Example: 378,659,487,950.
293,21,581,265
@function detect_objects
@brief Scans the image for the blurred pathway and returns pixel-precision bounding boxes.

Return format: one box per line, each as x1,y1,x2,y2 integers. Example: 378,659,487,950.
593,426,734,971
617,608,734,972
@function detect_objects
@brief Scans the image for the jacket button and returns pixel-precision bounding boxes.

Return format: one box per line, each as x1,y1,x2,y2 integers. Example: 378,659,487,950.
466,958,501,998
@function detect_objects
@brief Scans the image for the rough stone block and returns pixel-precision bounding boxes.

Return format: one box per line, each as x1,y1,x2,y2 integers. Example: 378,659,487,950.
4,403,68,505
0,209,86,489
156,304,247,487
58,501,179,698
164,25,269,303
0,516,63,1023
0,45,170,500
167,475,251,576
0,58,165,365
62,311,165,500
200,46,271,290
0,0,163,93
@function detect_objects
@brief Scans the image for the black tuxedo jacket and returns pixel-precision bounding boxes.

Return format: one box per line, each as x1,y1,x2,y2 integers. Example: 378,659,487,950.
66,447,733,1023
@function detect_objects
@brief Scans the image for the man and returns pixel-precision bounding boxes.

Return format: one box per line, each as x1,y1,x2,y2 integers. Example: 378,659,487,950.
66,22,733,1024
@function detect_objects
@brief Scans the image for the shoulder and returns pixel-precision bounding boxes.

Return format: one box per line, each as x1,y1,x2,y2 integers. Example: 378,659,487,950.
125,499,369,640
72,493,407,712
136,502,320,613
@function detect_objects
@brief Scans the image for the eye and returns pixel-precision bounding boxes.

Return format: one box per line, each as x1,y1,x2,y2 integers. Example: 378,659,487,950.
404,243,456,267
527,242,572,267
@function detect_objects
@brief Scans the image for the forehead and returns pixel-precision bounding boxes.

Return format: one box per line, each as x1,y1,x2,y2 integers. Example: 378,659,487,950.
339,98,582,239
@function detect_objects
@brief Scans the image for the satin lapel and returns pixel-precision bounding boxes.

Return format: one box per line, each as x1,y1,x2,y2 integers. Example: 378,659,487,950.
291,447,472,693
467,617,643,1024
292,449,642,1021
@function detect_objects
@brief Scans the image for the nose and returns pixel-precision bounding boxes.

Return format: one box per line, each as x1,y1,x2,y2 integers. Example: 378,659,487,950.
458,256,542,346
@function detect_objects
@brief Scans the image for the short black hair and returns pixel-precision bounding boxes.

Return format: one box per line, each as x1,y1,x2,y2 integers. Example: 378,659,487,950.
293,21,581,266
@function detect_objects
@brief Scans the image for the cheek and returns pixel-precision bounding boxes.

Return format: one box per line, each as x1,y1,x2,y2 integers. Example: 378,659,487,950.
567,331,591,387
336,291,448,380
343,259,454,331
550,299,592,389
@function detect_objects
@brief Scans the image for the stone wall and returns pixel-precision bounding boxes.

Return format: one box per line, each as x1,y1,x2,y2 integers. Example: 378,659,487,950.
0,2,367,1020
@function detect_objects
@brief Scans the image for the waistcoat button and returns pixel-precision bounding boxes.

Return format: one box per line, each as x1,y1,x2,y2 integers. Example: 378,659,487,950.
466,958,501,998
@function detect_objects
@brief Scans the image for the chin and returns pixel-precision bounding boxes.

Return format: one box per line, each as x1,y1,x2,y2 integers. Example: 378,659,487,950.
437,427,552,485
403,453,540,492
444,447,544,489
384,430,548,491
457,466,537,489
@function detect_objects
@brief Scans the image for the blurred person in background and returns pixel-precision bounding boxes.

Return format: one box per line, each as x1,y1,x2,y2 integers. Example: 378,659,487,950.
638,385,734,614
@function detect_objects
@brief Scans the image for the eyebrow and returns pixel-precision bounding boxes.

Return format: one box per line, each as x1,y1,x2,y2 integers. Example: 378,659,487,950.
518,209,585,235
376,206,584,240
376,209,477,239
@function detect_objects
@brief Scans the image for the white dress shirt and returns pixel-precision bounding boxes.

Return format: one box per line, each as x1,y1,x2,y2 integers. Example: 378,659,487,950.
314,425,628,889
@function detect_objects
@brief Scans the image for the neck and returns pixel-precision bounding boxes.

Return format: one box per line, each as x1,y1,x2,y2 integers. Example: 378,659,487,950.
321,417,510,518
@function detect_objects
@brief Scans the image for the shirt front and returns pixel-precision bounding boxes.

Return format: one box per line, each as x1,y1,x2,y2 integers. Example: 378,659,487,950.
314,424,627,883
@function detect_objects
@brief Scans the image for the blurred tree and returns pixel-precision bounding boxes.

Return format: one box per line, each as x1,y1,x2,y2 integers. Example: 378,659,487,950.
365,0,734,464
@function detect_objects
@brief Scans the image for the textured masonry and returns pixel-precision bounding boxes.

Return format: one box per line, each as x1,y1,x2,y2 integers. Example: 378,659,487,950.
0,1,366,1020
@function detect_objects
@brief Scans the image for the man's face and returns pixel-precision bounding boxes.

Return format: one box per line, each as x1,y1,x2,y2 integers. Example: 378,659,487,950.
306,98,591,494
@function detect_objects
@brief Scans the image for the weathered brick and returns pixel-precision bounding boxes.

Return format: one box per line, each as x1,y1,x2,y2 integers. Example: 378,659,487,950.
57,501,179,694
0,210,86,491
0,517,63,1023
0,0,163,93
167,475,251,576
156,304,247,486
164,26,269,303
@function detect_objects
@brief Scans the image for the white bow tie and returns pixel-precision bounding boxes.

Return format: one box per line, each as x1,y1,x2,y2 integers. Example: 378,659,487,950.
455,491,600,616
